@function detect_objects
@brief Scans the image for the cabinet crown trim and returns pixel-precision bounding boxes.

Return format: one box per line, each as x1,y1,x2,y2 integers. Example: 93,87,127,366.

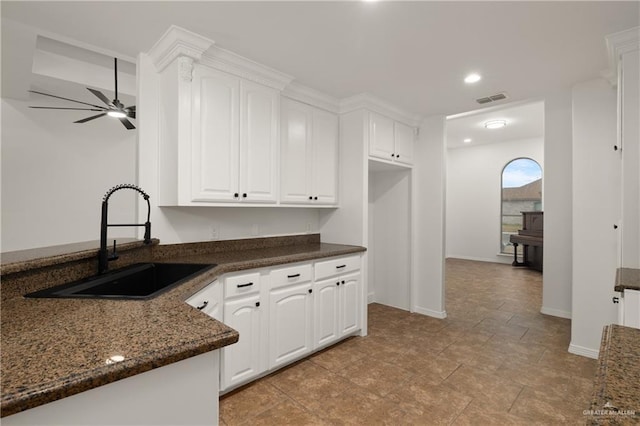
148,25,215,72
282,81,341,113
604,26,640,86
340,92,422,127
200,46,294,90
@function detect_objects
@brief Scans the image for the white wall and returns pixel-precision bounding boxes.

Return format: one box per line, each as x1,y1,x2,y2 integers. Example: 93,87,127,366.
446,137,543,263
136,53,319,245
570,78,619,358
412,115,447,318
369,169,411,310
1,98,137,252
542,89,574,319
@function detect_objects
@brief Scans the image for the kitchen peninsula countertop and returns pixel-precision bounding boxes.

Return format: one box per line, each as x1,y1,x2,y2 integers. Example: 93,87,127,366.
589,324,640,425
1,234,365,417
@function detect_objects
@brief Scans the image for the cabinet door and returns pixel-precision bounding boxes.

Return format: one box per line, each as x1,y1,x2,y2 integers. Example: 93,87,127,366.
239,81,279,203
314,278,340,348
394,122,414,166
369,112,395,161
186,280,223,321
191,66,240,202
221,294,262,390
269,282,313,368
280,98,313,203
623,289,640,329
339,272,361,337
312,109,339,205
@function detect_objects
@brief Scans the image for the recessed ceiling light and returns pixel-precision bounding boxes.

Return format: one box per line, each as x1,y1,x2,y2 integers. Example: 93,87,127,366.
463,138,472,143
464,73,482,84
484,120,507,129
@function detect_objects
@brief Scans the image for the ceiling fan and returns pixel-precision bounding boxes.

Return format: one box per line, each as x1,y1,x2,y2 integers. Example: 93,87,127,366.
29,58,136,130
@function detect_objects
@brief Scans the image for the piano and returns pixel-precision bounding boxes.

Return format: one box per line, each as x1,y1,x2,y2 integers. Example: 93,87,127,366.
509,211,543,272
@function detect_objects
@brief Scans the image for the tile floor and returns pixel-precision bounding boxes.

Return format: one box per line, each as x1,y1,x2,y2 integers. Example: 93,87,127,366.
219,259,597,425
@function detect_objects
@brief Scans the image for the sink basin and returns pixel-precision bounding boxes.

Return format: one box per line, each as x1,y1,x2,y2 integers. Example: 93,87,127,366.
25,263,216,300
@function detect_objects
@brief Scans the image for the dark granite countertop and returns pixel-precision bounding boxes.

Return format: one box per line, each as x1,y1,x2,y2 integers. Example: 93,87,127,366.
589,324,640,425
0,234,365,418
615,268,640,292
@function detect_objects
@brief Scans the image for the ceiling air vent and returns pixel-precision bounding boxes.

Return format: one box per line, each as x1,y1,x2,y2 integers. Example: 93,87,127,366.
475,92,508,105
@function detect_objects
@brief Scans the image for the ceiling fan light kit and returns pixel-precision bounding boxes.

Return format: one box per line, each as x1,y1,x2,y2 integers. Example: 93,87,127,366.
29,58,136,130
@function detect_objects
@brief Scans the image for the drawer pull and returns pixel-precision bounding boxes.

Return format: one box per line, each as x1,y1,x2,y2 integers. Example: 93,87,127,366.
196,301,209,310
336,265,346,269
287,273,301,278
237,282,254,288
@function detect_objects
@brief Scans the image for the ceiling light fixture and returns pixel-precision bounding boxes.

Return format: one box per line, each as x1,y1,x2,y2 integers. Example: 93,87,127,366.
484,120,507,129
463,138,472,143
107,110,127,118
464,73,482,84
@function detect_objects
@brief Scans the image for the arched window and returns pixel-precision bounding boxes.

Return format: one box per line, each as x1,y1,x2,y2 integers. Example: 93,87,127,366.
501,158,542,254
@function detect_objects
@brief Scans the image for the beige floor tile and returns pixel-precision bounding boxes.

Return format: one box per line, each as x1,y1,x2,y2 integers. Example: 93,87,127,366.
219,381,288,425
266,360,353,411
444,365,524,411
337,355,414,397
497,358,571,391
308,387,406,425
453,400,538,426
308,338,367,372
249,399,327,425
509,387,587,424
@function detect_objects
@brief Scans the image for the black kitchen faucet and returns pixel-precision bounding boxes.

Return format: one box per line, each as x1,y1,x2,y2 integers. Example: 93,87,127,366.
98,184,152,275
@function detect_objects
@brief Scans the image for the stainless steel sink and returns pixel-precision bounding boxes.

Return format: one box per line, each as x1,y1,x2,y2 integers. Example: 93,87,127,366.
25,263,215,300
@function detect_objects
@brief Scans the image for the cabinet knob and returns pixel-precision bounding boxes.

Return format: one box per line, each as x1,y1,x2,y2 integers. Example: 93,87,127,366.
242,193,247,198
255,301,260,307
308,196,313,200
314,196,318,200
342,280,345,284
614,224,618,229
614,145,619,151
612,297,619,304
336,281,340,286
391,153,395,157
308,289,313,294
396,154,400,159
234,193,239,198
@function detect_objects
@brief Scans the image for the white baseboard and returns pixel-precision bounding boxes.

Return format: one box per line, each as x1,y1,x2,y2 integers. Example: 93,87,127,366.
445,255,512,265
540,306,572,319
413,306,447,319
367,292,375,304
568,343,599,359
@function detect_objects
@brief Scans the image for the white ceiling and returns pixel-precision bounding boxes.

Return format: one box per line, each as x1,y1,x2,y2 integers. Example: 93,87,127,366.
446,100,544,149
2,1,638,119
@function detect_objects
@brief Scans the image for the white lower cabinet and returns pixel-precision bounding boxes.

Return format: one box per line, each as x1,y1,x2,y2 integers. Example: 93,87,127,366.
269,281,314,369
220,272,265,391
619,289,640,329
314,271,361,349
218,254,362,393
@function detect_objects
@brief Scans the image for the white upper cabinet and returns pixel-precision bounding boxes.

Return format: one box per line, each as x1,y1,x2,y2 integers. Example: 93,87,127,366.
191,66,278,204
369,111,415,166
394,122,415,166
239,80,279,203
191,66,240,202
369,112,395,160
280,98,338,205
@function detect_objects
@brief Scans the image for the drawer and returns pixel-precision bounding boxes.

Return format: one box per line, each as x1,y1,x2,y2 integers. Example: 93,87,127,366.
270,263,312,289
315,255,360,281
225,272,261,298
186,280,223,321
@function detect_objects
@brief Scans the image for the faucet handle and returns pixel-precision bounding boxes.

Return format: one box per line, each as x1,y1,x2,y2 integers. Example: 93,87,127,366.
108,239,119,261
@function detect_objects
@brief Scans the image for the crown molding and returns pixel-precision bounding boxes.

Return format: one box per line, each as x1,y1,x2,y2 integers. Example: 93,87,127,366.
147,25,215,72
200,46,294,91
281,81,341,113
340,93,422,127
604,26,640,86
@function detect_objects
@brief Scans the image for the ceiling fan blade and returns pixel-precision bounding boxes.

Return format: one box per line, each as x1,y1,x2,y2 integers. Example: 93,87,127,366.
74,113,107,124
29,90,105,109
87,88,113,107
125,107,136,119
118,117,136,130
29,106,105,111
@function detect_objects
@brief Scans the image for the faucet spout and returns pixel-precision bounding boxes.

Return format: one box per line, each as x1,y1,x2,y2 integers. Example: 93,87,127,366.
98,184,152,275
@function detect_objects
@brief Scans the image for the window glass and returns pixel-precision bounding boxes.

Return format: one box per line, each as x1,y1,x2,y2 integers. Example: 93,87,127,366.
501,158,542,254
